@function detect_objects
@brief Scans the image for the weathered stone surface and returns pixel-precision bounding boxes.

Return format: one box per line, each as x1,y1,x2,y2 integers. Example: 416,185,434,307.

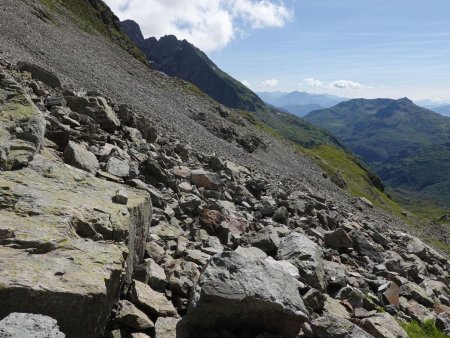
106,156,130,178
190,169,221,190
114,300,154,330
130,280,177,317
17,61,61,88
0,156,151,337
378,281,400,307
310,316,374,338
155,317,180,338
66,95,120,132
324,228,353,249
0,72,45,170
277,232,325,290
0,313,65,338
359,313,408,338
400,282,434,307
184,252,308,337
64,141,100,174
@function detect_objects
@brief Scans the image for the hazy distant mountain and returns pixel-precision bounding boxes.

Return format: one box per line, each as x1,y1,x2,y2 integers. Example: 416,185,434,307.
279,103,324,117
433,105,450,117
259,91,346,108
304,98,450,207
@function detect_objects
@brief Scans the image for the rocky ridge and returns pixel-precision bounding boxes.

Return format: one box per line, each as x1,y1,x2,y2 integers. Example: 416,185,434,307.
0,60,449,338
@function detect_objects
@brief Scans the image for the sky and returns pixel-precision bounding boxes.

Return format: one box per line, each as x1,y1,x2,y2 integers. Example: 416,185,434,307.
105,0,450,101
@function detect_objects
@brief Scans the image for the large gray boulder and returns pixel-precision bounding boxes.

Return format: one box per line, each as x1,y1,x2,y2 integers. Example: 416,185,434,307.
17,61,61,88
0,156,152,337
183,251,308,337
277,232,325,290
0,72,45,170
0,313,65,338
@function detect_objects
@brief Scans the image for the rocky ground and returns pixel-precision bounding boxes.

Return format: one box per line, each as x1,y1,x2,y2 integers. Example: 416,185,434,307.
0,1,449,338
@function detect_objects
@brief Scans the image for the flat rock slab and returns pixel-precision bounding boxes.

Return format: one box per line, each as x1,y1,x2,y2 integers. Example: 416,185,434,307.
183,251,308,338
0,156,151,337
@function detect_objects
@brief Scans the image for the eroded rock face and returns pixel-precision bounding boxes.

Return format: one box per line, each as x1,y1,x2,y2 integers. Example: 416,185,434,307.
0,156,152,337
0,72,45,170
183,251,308,337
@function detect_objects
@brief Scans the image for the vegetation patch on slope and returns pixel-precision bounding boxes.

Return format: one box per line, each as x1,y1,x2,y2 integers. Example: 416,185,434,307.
400,320,450,338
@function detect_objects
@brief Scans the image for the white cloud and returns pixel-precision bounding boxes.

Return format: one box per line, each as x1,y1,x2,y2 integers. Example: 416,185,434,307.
241,80,251,87
259,79,279,88
303,78,323,88
104,0,293,52
330,80,363,90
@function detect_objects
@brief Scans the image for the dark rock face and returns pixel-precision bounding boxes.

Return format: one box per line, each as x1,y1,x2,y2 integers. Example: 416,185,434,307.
183,252,308,337
120,21,263,112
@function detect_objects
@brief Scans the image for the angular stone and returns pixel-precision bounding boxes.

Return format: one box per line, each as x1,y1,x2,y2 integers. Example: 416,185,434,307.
264,256,300,279
0,72,45,170
179,194,202,213
106,156,130,178
191,169,221,190
310,315,374,338
184,252,308,337
378,281,400,307
113,190,129,205
64,141,100,174
114,300,154,330
130,280,177,317
0,156,151,337
400,282,434,307
0,313,65,338
66,95,120,132
257,196,277,216
359,313,408,338
155,317,180,338
17,61,61,88
235,246,267,259
277,232,325,290
324,228,353,249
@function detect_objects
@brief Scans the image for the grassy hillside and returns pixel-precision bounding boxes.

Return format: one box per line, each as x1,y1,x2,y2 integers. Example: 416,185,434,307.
305,98,450,216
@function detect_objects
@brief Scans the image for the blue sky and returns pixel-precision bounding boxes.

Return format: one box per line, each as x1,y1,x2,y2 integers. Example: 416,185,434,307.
107,0,450,100
210,0,450,100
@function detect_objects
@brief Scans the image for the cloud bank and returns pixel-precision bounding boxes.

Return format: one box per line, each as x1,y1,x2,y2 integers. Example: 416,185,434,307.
104,0,293,52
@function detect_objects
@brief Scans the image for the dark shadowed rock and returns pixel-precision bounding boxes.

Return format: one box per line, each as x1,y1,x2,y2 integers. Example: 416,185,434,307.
191,169,221,190
324,228,353,249
183,251,308,337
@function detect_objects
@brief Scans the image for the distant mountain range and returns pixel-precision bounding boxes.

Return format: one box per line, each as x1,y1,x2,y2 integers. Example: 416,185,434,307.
432,105,450,117
304,98,450,208
258,91,346,117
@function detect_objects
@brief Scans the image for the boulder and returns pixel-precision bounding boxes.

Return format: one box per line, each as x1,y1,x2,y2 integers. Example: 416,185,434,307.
66,95,120,132
155,317,180,338
310,316,374,338
0,313,65,338
106,156,130,178
400,282,434,307
114,300,154,330
63,141,100,174
0,156,151,337
0,72,45,170
190,169,221,190
130,280,177,318
257,196,277,216
17,61,61,88
324,228,353,249
359,313,408,338
183,252,308,337
277,232,325,290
